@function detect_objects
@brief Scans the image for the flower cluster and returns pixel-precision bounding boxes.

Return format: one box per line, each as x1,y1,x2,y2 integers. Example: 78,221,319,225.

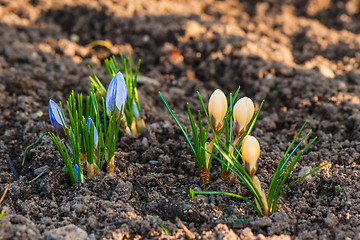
48,54,143,184
161,87,328,217
160,87,260,185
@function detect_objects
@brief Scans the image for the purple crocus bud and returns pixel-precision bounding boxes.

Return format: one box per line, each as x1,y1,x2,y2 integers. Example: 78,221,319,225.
49,99,66,132
106,72,127,119
73,164,84,183
87,116,98,148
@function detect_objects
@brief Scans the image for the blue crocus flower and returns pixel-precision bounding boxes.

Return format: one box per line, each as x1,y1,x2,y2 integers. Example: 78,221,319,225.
73,164,84,183
87,116,98,148
49,99,66,132
106,72,127,118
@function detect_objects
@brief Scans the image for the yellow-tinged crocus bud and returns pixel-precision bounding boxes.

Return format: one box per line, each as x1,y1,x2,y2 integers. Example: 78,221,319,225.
233,97,254,136
208,89,228,133
251,175,269,215
241,135,260,176
205,141,214,169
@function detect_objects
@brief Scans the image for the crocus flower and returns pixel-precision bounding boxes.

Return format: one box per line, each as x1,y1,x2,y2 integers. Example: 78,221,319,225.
49,99,66,132
208,89,228,133
87,116,98,148
241,135,260,176
233,97,254,136
73,164,84,183
106,72,127,119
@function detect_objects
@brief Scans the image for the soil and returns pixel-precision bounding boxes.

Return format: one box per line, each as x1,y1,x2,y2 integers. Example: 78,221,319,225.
0,0,359,239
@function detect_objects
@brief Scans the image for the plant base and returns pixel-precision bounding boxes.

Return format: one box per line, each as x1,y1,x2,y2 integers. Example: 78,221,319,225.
136,118,146,134
87,163,100,178
80,153,87,162
262,209,271,217
105,155,115,173
220,170,232,182
199,167,210,185
130,118,146,136
106,161,114,173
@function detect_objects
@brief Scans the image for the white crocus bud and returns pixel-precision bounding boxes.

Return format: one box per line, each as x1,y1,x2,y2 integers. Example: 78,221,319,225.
241,135,260,176
233,97,254,136
208,89,228,133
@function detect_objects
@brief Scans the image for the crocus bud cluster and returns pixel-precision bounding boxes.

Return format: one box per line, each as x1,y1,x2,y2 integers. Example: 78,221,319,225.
207,89,259,179
47,55,145,185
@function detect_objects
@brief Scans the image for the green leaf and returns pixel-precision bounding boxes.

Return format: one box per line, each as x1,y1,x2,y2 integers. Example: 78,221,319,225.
22,132,48,166
159,92,196,157
191,190,262,217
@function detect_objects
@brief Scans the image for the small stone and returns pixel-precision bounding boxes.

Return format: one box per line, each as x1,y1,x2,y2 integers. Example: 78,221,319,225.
195,195,209,204
45,224,87,240
70,34,80,42
298,166,313,182
87,215,98,228
182,204,191,211
41,217,52,225
71,203,86,213
34,166,48,176
149,160,158,165
142,35,150,43
324,213,338,228
112,180,133,202
49,202,57,209
142,137,149,147
31,110,44,119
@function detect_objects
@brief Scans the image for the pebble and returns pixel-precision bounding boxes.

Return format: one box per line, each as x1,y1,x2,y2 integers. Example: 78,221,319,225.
149,160,159,165
142,137,149,147
142,35,150,43
182,204,191,211
71,203,86,213
70,34,80,42
355,192,360,198
298,166,313,182
324,213,338,228
31,110,44,119
195,195,209,204
34,166,48,176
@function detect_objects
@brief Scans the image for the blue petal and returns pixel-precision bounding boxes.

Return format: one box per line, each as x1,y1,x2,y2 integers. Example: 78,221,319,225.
132,100,140,119
49,99,66,131
114,72,128,113
87,116,98,147
73,164,84,183
106,76,117,116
